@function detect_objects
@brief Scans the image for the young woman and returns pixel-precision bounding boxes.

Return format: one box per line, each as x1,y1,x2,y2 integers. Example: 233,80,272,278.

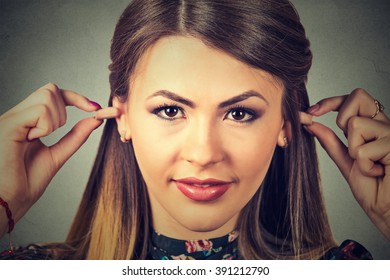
0,0,389,259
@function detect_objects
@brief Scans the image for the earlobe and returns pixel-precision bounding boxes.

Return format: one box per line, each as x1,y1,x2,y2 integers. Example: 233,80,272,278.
112,96,131,141
277,120,292,148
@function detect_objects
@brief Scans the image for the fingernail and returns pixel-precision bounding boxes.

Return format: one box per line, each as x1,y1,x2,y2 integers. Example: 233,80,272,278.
307,103,320,115
26,135,37,142
88,100,102,110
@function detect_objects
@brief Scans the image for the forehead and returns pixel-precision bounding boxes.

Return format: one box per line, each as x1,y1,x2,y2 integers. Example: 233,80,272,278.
130,36,283,100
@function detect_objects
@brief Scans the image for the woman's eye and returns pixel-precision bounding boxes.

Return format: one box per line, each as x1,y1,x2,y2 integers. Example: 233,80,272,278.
153,106,185,120
225,108,255,122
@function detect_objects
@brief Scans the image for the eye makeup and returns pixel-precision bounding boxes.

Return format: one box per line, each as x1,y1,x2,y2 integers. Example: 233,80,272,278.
94,105,311,125
151,103,186,121
150,102,262,124
223,104,260,123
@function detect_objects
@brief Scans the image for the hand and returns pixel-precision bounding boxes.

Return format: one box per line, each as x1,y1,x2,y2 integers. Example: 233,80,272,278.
305,88,390,240
0,83,103,236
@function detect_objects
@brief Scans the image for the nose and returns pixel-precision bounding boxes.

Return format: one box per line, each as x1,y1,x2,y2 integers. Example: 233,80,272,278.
180,119,225,168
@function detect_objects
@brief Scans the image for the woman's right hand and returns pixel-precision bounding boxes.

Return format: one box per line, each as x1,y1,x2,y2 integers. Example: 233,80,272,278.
0,83,103,237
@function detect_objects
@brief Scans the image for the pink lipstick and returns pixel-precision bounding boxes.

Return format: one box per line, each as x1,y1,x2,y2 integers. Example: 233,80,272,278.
174,178,231,202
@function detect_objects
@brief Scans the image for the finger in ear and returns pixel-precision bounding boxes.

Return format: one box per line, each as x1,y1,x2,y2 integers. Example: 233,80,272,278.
112,96,131,139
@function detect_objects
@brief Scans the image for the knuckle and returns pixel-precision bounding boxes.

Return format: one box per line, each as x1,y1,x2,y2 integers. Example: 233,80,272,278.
348,145,357,159
335,114,344,129
39,89,57,105
350,88,367,98
360,168,373,177
37,105,55,133
36,120,53,135
355,146,366,161
355,151,373,176
32,83,58,99
44,82,59,92
347,116,361,131
38,104,51,116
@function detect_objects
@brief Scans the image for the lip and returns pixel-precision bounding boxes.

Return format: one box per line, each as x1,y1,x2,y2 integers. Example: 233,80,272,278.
174,177,231,202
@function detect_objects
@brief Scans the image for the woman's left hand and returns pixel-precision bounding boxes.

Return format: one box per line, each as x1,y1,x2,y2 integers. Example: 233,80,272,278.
304,88,390,240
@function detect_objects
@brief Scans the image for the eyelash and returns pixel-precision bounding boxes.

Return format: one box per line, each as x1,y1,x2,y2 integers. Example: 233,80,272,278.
224,105,258,123
152,103,258,123
152,103,185,121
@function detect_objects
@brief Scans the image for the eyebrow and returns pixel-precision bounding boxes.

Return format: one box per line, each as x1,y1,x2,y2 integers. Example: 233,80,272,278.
218,90,269,108
147,89,269,108
148,90,195,107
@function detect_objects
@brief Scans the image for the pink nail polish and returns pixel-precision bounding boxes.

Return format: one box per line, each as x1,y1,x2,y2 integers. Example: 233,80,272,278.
307,104,320,114
88,100,102,110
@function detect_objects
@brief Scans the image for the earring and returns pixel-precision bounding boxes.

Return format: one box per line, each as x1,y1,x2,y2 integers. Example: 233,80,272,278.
120,130,129,143
283,137,288,149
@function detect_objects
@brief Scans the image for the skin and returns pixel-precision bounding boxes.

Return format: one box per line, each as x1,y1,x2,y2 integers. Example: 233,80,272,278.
0,40,389,245
0,83,105,238
114,36,288,240
306,90,390,239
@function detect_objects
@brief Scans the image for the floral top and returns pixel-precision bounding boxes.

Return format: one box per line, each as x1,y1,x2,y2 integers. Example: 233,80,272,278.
147,231,373,260
320,240,373,260
0,232,373,260
148,230,239,260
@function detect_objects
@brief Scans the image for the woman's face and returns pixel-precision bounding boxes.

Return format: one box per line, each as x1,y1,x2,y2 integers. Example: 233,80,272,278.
116,36,286,239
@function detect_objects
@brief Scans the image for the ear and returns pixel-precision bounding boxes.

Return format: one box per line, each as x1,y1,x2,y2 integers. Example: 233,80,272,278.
112,96,131,142
277,119,292,148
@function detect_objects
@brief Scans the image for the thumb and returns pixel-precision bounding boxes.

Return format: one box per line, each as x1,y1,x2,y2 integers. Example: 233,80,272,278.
49,117,103,170
305,121,353,181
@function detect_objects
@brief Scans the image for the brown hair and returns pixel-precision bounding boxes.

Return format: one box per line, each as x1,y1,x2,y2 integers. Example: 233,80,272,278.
65,0,335,259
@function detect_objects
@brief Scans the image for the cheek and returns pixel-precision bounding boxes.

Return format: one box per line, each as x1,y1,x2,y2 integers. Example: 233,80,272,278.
130,117,180,181
228,123,279,184
243,134,275,168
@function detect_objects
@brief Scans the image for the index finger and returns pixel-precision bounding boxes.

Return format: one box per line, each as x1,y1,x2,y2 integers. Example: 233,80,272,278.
307,95,347,116
62,89,102,112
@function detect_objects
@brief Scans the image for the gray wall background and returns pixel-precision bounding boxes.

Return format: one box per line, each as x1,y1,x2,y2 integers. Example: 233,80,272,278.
0,0,389,259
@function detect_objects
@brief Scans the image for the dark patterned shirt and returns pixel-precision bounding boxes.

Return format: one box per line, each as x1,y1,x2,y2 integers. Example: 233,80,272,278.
0,235,373,260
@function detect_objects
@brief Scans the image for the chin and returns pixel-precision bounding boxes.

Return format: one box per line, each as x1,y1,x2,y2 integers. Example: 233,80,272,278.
176,208,237,235
183,223,222,233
